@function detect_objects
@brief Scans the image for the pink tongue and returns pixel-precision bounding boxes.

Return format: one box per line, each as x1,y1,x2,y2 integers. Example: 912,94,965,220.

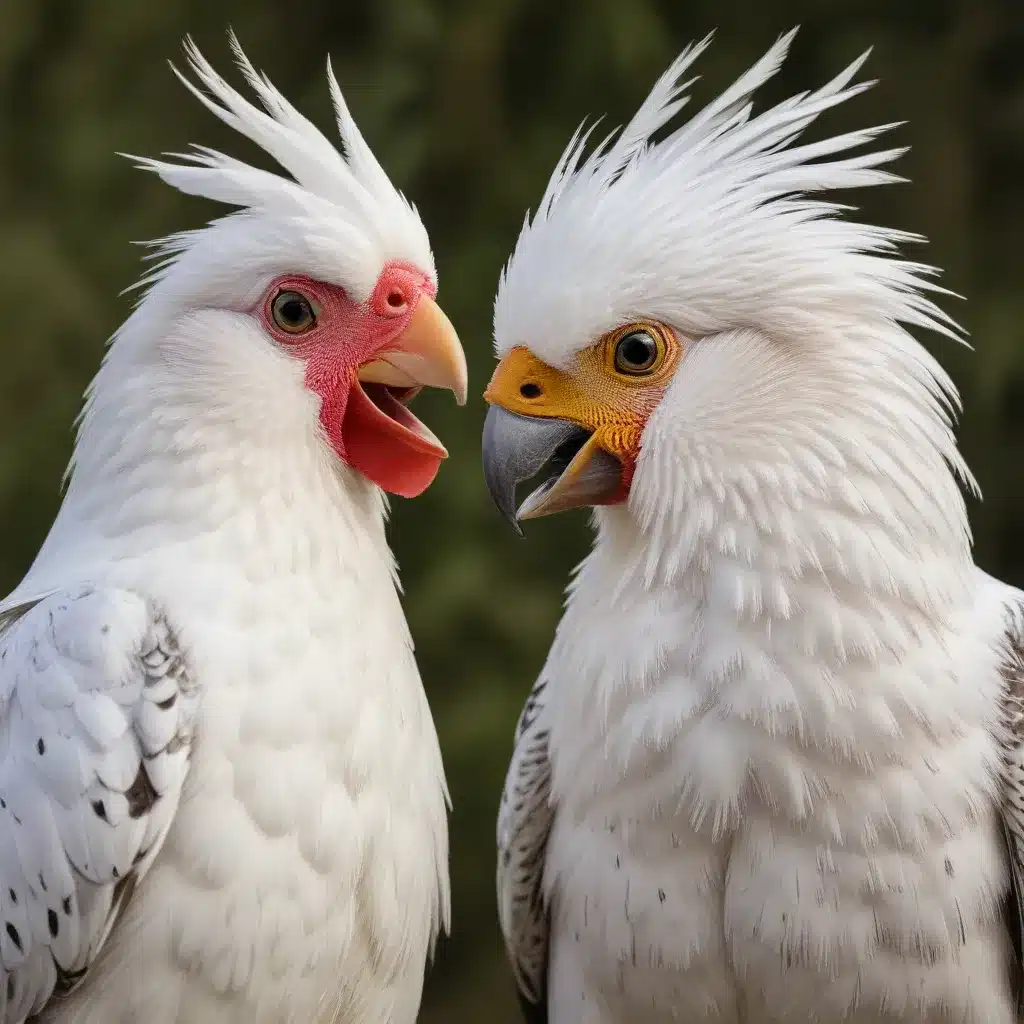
341,382,447,498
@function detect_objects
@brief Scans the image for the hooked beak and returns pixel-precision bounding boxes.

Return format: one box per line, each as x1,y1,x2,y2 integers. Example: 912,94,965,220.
481,406,623,536
342,293,468,499
358,294,468,406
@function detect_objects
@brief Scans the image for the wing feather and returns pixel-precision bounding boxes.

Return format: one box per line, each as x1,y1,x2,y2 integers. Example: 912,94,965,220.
997,595,1024,1017
497,675,554,1024
0,585,200,1022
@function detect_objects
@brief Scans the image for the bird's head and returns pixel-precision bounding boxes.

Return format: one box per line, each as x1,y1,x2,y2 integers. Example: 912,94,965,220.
482,30,972,579
118,36,467,499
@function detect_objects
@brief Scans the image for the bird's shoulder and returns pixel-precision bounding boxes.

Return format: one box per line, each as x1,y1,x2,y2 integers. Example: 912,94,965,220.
497,672,555,1024
0,584,201,1021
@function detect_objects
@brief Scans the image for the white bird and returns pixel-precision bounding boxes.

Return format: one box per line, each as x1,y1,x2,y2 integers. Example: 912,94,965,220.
482,29,1024,1023
0,34,467,1024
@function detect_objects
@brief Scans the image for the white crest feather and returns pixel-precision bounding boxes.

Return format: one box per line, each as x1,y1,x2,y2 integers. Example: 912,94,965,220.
493,29,964,369
126,32,434,303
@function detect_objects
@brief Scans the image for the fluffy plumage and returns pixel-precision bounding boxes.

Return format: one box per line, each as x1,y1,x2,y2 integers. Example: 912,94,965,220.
0,35,454,1024
134,35,434,306
494,29,959,371
490,30,1024,1023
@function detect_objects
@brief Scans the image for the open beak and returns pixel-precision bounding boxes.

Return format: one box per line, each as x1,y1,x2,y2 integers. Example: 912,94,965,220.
481,406,623,535
358,295,468,405
342,294,468,499
480,346,633,535
481,330,681,532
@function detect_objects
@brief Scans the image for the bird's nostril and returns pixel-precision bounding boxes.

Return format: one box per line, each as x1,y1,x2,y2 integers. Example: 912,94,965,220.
520,383,542,399
387,290,406,309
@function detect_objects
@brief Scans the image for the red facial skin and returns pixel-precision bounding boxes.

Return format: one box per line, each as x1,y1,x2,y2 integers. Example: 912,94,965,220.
254,260,444,498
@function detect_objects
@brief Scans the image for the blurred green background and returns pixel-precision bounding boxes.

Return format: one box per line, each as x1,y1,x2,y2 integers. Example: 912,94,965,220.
0,0,1022,1019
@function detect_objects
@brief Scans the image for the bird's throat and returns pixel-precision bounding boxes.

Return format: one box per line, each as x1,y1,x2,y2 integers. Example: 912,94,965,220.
332,379,448,499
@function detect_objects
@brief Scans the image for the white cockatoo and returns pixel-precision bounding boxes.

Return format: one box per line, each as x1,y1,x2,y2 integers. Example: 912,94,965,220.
0,35,467,1024
482,29,1024,1024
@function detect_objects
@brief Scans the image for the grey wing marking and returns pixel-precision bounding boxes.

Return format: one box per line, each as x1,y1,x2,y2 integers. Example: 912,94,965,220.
0,585,201,1022
997,596,1024,1017
0,599,48,635
497,675,554,1024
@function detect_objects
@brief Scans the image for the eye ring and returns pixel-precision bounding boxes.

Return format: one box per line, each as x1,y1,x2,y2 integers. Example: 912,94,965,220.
271,290,317,335
612,327,663,376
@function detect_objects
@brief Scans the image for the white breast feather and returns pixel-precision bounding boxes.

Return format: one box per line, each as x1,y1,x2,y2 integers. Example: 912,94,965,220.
491,25,1024,1024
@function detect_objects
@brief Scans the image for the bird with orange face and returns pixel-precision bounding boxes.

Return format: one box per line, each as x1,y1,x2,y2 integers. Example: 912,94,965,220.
485,29,1024,1024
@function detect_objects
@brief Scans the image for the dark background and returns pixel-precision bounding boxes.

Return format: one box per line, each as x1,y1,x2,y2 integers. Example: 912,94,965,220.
1,1,1022,1019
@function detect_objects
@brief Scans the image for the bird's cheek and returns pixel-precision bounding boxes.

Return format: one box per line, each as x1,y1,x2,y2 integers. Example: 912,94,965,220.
590,419,646,490
306,295,464,498
308,367,356,459
578,381,669,490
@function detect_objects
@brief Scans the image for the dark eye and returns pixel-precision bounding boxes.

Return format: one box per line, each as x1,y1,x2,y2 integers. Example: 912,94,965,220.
271,290,316,334
614,329,660,374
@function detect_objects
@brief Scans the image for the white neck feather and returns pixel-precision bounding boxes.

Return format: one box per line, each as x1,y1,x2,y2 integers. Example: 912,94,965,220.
22,302,391,590
608,323,974,635
548,323,980,811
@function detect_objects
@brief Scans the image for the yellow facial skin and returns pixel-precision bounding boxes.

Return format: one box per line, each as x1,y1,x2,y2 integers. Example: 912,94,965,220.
484,320,683,507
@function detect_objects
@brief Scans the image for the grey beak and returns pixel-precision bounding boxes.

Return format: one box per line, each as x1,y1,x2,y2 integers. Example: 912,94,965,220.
481,406,590,536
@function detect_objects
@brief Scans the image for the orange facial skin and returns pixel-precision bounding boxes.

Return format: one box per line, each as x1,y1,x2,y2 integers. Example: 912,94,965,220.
484,320,683,505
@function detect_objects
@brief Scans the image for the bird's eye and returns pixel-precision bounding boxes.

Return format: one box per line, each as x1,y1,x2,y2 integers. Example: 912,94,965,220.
271,290,317,334
613,329,660,375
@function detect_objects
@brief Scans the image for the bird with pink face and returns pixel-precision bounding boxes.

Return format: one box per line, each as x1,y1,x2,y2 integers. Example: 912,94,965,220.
0,34,464,1024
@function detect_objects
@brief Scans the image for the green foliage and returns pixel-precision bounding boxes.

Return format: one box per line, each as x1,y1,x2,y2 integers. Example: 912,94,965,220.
0,1,1021,1018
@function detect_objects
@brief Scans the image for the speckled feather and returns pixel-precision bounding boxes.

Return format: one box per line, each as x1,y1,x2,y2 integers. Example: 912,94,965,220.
497,676,553,1023
0,33,449,1024
998,601,1024,1016
0,588,199,1021
499,586,1024,1022
494,28,1024,1024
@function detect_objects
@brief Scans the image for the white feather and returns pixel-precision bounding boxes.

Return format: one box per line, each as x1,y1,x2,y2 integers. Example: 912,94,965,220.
0,35,449,1024
494,29,961,373
495,30,1024,1023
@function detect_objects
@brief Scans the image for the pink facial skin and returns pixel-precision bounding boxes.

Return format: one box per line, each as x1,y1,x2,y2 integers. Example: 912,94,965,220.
254,260,449,497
